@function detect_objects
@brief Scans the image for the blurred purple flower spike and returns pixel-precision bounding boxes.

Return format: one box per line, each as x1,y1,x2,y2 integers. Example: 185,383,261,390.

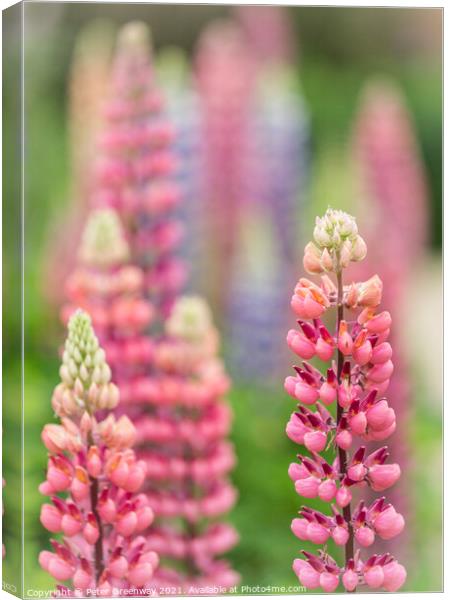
194,14,310,381
156,47,205,292
194,19,257,316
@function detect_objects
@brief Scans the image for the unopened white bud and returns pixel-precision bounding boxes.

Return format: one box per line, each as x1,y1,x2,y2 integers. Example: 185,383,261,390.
59,365,73,386
94,348,106,366
305,208,367,271
101,363,111,383
73,347,82,364
79,363,89,382
320,248,334,272
339,240,352,268
79,209,129,268
351,235,367,262
166,296,213,342
313,224,331,247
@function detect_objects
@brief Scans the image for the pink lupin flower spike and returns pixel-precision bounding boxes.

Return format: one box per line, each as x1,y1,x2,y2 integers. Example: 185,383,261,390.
286,209,406,592
39,310,158,595
63,203,238,589
91,21,187,319
62,208,156,419
351,80,429,532
139,296,239,591
194,20,257,315
233,5,295,66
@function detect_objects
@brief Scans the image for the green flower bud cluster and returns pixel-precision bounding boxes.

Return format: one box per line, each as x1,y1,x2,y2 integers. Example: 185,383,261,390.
165,296,213,343
52,310,119,417
78,208,129,268
117,20,151,57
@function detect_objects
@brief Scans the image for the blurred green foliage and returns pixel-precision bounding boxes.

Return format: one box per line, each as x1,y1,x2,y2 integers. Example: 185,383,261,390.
2,3,442,595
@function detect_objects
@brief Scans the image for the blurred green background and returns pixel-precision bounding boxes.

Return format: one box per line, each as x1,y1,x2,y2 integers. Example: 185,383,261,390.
2,3,442,595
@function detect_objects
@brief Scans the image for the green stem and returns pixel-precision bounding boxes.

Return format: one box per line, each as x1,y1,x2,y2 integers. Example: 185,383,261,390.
89,476,104,581
179,407,200,578
336,269,355,590
87,430,104,582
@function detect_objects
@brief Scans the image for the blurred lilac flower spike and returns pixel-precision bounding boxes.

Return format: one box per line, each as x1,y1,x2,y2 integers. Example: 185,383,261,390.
227,64,309,381
286,209,406,592
195,14,309,381
155,47,205,292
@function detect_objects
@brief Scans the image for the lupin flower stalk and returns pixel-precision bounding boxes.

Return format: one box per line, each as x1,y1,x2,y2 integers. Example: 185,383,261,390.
61,206,164,504
91,21,186,320
353,81,428,272
135,296,239,591
196,14,309,380
352,81,429,525
39,311,158,595
62,209,154,389
234,5,295,66
155,48,205,292
194,20,257,315
286,209,406,592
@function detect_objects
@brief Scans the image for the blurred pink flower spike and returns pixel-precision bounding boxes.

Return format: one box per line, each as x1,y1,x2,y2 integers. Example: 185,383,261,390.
62,207,156,417
155,47,205,293
91,21,187,320
233,5,296,66
39,310,158,595
353,80,428,267
286,208,406,592
137,296,240,591
197,15,309,381
351,79,430,526
194,19,257,314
